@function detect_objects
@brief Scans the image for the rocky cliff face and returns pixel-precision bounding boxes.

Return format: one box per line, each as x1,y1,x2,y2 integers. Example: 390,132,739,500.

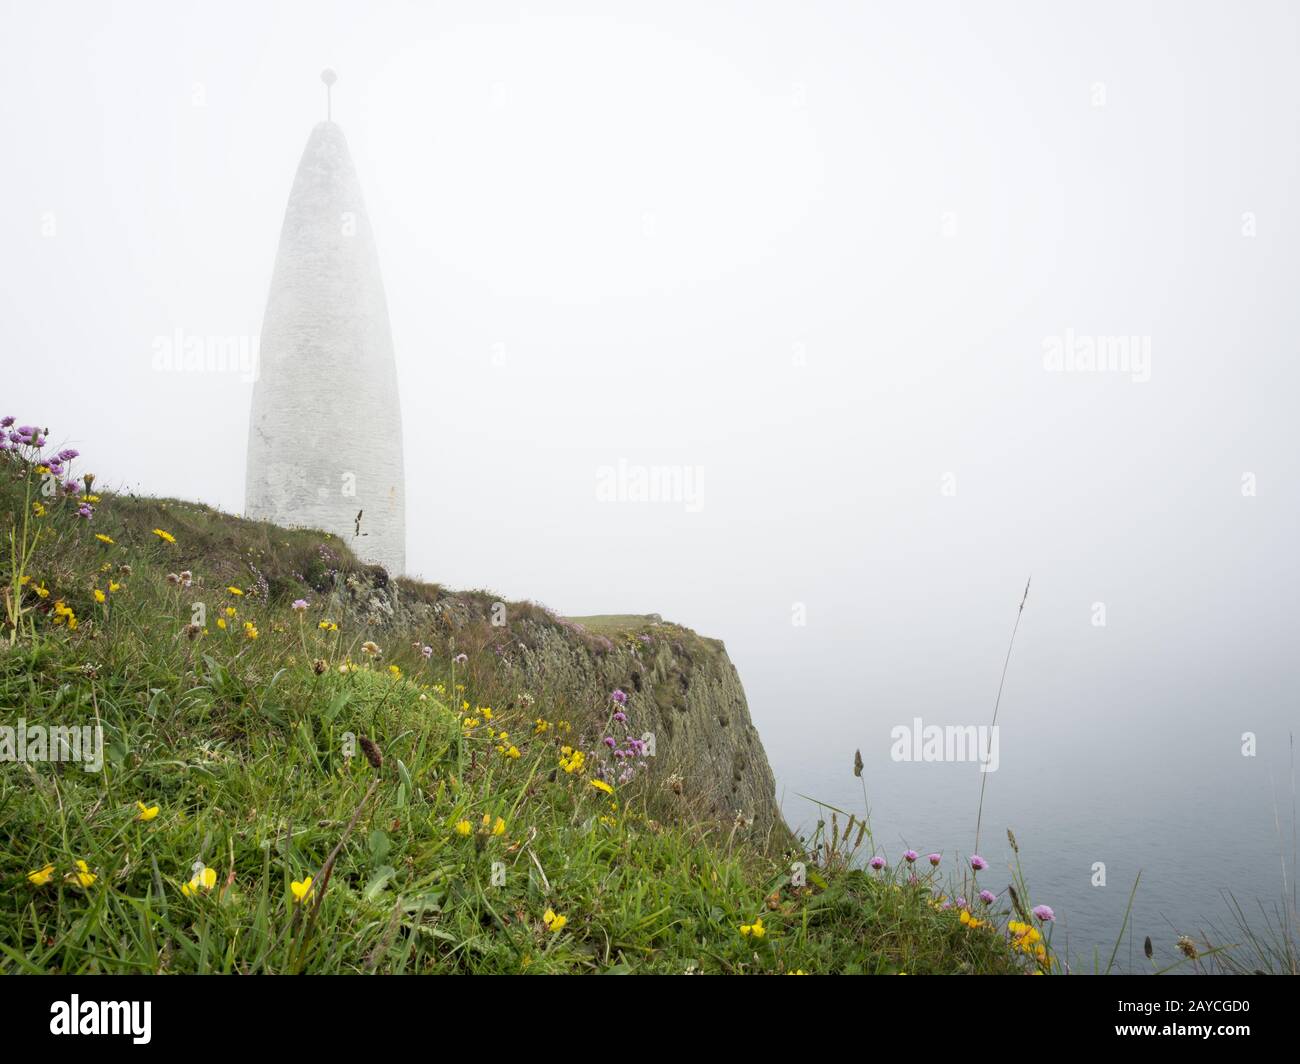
332,570,785,839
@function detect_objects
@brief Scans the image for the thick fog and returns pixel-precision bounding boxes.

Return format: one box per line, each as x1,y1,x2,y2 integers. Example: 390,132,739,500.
4,3,1298,943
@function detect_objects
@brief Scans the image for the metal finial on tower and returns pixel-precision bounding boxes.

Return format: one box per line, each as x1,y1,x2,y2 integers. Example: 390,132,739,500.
321,68,337,121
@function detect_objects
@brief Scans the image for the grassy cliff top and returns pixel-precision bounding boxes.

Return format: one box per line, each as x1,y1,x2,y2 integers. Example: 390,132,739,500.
566,615,664,634
0,427,1046,974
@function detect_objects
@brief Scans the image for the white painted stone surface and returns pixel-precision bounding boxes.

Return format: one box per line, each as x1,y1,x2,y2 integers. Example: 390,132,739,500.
245,120,406,574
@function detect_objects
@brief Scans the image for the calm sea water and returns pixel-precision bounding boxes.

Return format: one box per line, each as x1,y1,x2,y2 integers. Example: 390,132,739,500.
733,569,1298,973
774,732,1292,973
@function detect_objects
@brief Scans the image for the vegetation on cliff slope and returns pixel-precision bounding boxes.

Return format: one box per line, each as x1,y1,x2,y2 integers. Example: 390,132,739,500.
1,419,1054,974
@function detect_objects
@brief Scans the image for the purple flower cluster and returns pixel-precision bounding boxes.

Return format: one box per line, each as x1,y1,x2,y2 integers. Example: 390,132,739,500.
614,737,648,759
2,417,93,519
597,688,651,785
5,422,47,449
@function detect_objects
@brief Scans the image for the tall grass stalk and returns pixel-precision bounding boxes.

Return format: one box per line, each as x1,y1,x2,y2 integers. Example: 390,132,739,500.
973,577,1030,855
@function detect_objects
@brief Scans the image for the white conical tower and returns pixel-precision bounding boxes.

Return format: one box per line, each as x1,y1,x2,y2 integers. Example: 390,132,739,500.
245,71,406,574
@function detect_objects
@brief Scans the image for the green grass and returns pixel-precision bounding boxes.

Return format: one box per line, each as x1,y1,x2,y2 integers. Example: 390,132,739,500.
0,432,1044,974
567,615,662,635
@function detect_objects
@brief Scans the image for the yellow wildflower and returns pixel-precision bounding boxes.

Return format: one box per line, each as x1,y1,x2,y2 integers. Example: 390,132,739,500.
227,586,243,596
93,588,106,604
181,866,217,896
67,860,96,888
152,528,176,544
95,533,114,544
559,748,586,774
454,820,472,837
589,779,614,795
1008,920,1043,953
136,801,160,821
740,917,766,938
388,664,402,679
27,864,55,887
290,877,314,904
543,909,567,933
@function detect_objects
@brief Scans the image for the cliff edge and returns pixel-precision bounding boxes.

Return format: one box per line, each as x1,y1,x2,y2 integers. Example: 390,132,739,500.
336,574,784,839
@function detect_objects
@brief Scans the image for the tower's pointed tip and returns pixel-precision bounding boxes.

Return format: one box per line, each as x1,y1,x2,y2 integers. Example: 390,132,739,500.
320,69,337,121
